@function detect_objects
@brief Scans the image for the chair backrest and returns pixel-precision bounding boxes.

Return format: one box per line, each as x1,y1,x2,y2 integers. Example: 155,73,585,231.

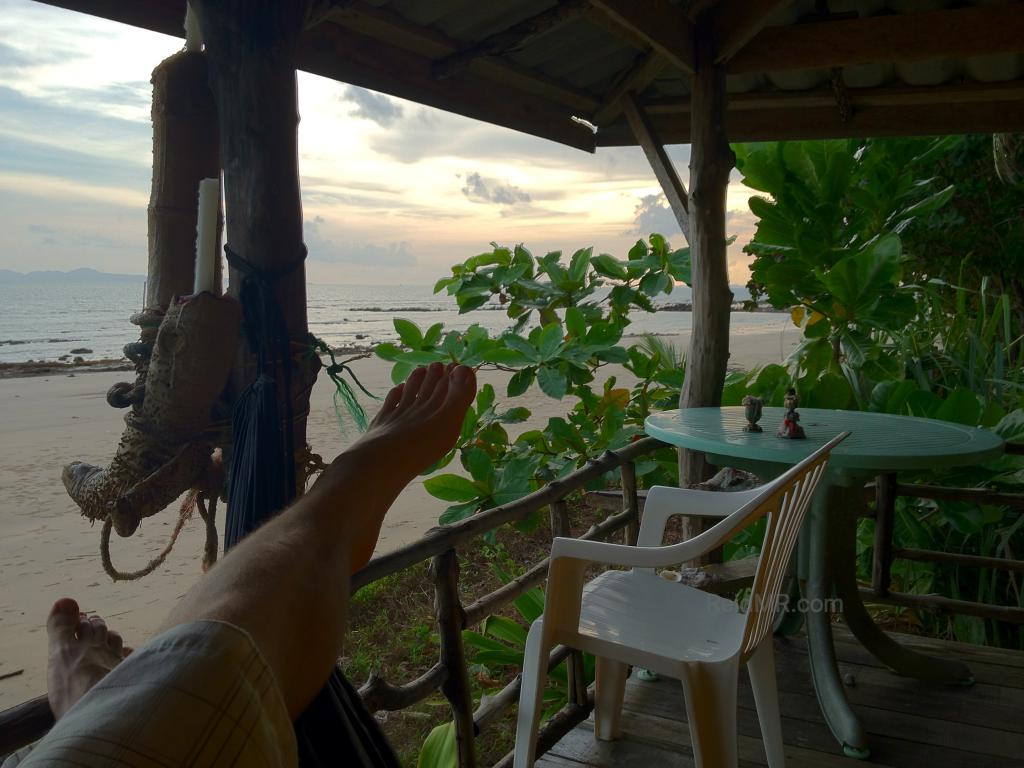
739,432,848,656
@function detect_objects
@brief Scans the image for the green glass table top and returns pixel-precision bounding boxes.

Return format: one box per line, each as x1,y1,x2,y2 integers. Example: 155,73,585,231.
645,407,1004,472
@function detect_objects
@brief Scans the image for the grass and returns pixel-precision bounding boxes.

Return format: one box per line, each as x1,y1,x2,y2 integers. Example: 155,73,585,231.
340,500,608,767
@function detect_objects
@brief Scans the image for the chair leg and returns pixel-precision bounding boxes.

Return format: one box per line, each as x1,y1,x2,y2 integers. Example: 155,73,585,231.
680,659,740,768
594,656,629,741
513,619,551,768
747,640,785,768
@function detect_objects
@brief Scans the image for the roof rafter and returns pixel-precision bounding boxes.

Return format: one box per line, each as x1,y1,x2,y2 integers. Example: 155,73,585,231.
622,92,689,241
592,51,668,126
325,1,601,114
730,2,1024,74
304,21,597,152
712,0,789,63
432,0,590,80
588,0,695,75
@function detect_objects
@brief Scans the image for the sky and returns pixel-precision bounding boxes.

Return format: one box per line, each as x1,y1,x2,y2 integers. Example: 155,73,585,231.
0,0,759,286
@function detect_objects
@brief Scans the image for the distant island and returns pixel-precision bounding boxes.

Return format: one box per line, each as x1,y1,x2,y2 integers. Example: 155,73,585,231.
0,268,145,284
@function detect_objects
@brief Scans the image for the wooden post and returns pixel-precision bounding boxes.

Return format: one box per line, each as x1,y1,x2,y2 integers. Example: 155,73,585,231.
548,501,587,706
872,473,897,596
678,13,735,556
192,0,319,485
432,549,477,768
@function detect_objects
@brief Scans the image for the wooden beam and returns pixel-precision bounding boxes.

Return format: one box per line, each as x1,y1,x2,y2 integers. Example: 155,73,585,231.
588,0,695,75
730,3,1024,75
432,0,590,80
304,22,596,152
597,80,1024,144
326,2,600,114
592,50,667,125
713,0,790,63
621,92,689,242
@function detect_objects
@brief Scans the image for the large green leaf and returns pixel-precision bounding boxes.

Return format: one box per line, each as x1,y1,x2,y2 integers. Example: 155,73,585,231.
822,235,902,319
423,474,482,502
418,721,457,768
394,318,423,348
590,252,628,280
482,615,529,646
537,323,564,361
507,367,536,397
537,366,568,399
934,387,982,426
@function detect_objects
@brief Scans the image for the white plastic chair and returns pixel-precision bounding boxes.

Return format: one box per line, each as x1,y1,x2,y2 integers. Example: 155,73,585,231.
513,432,848,768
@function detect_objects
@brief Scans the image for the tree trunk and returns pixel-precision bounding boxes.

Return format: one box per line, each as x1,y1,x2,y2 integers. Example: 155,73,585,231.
193,0,318,489
678,13,735,553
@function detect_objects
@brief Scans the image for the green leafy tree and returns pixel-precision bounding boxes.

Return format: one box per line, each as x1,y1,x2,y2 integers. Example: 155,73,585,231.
735,138,957,407
374,239,688,526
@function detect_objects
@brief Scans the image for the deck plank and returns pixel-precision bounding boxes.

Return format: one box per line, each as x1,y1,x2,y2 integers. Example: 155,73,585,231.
539,631,1024,768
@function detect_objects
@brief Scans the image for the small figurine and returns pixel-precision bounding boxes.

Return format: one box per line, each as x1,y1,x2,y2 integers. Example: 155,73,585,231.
778,388,806,439
742,395,764,432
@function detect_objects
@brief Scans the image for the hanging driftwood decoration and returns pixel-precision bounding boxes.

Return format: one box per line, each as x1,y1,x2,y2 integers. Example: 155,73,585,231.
63,293,241,537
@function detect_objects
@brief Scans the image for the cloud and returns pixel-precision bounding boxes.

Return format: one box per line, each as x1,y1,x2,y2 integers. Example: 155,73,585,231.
304,215,416,266
461,172,531,205
341,86,403,127
630,194,683,239
26,222,133,249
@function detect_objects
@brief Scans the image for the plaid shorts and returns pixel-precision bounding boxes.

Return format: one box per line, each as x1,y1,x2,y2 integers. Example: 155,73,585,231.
14,620,297,767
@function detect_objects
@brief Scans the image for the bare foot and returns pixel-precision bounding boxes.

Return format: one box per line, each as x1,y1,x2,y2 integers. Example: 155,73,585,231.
311,362,477,568
46,598,130,719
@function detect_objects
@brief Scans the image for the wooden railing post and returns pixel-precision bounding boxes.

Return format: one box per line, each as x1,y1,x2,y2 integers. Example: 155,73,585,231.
431,549,477,768
548,500,587,706
621,460,640,546
872,473,897,596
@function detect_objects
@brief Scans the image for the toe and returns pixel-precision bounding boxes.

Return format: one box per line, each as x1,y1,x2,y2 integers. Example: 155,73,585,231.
373,383,404,424
449,366,477,407
398,366,428,409
415,362,445,405
76,619,95,642
107,630,124,655
47,598,80,643
88,616,108,643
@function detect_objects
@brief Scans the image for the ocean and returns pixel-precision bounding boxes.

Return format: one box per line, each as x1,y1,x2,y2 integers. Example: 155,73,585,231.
0,280,790,364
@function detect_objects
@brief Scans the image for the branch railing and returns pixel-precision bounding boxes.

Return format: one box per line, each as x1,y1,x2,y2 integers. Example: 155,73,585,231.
865,471,1024,624
5,436,1024,763
350,436,661,768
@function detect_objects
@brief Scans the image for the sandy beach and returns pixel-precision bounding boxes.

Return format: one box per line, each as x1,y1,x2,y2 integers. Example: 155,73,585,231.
0,327,797,708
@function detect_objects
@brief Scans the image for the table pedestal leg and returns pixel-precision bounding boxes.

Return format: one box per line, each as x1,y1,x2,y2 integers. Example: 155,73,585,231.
830,488,974,685
804,488,870,758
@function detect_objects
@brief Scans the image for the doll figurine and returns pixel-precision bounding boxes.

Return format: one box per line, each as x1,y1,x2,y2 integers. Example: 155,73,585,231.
778,388,806,439
742,395,764,432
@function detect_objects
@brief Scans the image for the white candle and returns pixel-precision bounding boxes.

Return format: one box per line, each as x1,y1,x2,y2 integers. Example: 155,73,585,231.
194,177,219,295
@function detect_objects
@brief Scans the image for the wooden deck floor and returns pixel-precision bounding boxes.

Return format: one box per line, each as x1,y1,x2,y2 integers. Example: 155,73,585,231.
538,626,1024,768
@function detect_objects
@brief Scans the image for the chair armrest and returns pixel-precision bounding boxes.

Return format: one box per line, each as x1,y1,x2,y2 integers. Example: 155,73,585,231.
637,485,764,547
550,535,711,570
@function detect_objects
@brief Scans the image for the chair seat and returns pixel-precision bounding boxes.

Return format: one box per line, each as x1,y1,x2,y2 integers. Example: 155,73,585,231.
574,569,747,673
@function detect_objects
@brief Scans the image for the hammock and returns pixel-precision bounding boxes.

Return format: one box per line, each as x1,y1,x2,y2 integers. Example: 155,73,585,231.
225,246,399,768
